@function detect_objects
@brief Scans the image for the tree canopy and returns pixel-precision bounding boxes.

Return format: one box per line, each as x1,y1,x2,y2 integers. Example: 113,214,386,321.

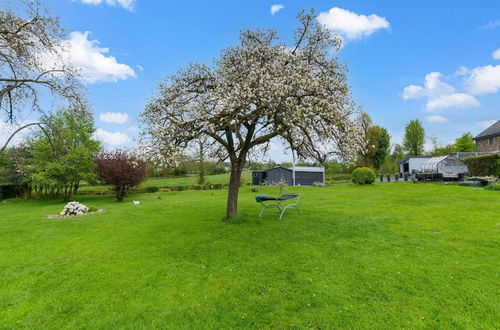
141,11,362,219
454,132,475,152
403,119,425,156
0,0,83,123
28,107,100,200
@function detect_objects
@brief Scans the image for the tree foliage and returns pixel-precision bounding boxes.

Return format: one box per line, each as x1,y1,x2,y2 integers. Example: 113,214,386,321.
0,0,83,123
372,127,390,170
141,10,361,219
28,107,100,200
356,112,390,170
454,132,475,152
94,150,147,202
403,119,425,156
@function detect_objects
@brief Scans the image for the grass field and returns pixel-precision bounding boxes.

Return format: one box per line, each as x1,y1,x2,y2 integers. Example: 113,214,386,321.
0,183,498,328
78,171,253,192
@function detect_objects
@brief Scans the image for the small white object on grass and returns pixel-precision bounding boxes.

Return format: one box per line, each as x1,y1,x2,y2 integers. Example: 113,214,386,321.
133,200,141,205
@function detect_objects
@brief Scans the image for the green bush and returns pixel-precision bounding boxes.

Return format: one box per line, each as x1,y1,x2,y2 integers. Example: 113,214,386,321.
351,167,376,185
484,183,500,191
0,185,20,200
463,154,500,178
171,167,188,177
145,186,159,193
176,185,185,191
209,166,226,175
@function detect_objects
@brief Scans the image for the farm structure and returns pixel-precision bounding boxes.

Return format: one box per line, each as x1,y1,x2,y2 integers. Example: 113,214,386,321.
252,166,324,186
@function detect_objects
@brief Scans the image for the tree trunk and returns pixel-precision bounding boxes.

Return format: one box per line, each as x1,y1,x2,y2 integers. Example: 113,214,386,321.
116,185,125,202
226,167,242,220
73,182,79,195
198,142,205,185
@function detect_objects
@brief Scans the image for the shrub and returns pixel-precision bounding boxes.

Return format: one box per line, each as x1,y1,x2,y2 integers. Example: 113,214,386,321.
351,167,376,185
177,185,185,191
171,167,188,177
0,185,20,200
145,186,159,193
484,183,500,191
209,166,226,175
463,154,500,178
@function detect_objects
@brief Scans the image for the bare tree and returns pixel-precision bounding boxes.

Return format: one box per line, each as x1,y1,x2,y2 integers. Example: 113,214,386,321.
141,10,361,219
0,0,84,148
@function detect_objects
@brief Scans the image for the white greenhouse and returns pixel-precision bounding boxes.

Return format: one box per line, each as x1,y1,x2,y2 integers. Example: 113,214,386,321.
417,155,468,181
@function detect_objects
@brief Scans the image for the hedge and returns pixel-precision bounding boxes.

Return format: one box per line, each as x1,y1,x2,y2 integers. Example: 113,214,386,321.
462,154,500,178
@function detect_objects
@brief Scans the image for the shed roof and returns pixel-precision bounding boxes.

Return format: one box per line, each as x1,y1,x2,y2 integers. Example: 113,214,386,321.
267,166,292,172
474,120,500,140
289,166,324,172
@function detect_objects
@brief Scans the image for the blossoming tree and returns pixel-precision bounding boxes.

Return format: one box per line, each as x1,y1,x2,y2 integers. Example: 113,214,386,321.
141,11,361,219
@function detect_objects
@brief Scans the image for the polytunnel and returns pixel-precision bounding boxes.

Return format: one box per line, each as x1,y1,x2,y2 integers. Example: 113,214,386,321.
420,155,468,174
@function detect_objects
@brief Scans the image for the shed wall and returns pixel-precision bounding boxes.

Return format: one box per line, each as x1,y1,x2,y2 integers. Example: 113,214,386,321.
294,171,324,186
266,168,293,185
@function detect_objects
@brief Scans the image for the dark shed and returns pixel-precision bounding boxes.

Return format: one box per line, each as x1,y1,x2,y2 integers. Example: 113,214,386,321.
252,166,324,186
293,167,324,186
266,167,293,185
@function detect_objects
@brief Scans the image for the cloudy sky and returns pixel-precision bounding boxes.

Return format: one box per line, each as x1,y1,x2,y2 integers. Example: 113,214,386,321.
2,0,499,161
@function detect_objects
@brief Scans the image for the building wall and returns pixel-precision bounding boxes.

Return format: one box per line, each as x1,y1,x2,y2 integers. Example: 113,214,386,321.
252,171,264,185
266,168,293,185
476,136,500,152
294,171,324,186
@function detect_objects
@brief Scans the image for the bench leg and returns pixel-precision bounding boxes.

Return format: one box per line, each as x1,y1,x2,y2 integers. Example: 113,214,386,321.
259,203,282,217
279,203,300,220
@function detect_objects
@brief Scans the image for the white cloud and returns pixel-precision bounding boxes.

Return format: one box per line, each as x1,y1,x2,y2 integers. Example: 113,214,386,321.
479,18,500,30
426,93,480,111
128,125,139,131
317,7,390,40
93,128,130,146
476,120,497,129
465,65,500,95
270,4,284,15
402,72,454,100
402,72,479,111
425,115,447,123
493,48,500,60
74,0,135,11
41,31,136,84
99,112,128,124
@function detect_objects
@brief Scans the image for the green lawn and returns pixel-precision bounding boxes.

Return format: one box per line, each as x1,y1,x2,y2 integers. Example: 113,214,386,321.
79,171,252,192
0,183,498,328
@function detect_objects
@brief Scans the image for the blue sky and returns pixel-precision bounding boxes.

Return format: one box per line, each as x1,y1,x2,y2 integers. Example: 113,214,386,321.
4,0,500,161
